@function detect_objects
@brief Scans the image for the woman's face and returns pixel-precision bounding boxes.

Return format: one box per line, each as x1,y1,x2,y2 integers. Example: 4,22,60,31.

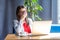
18,8,27,18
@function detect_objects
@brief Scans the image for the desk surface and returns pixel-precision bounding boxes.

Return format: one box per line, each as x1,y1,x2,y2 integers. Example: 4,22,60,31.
5,34,47,40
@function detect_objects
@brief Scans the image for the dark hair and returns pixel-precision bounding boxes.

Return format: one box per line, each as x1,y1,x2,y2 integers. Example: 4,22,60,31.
16,5,25,16
16,5,29,25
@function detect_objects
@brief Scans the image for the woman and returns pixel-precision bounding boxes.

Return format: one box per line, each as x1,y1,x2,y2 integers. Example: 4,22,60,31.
14,5,33,36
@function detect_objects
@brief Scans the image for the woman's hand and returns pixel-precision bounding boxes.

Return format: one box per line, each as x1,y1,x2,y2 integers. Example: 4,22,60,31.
17,32,28,36
20,11,27,21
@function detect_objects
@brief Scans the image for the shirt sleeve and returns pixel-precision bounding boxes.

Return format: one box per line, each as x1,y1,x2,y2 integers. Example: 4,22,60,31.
13,20,18,30
13,20,29,36
13,20,24,33
28,18,33,32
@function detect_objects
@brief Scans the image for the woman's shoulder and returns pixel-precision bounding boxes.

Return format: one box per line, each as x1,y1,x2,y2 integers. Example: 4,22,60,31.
13,19,18,23
28,18,33,22
28,18,32,21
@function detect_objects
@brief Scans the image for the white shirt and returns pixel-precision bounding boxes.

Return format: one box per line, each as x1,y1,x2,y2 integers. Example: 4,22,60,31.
14,18,33,36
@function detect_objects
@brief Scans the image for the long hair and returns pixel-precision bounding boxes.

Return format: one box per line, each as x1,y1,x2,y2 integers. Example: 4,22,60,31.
16,5,29,25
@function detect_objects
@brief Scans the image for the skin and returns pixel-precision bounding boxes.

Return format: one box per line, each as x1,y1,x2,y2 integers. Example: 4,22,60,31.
17,8,27,22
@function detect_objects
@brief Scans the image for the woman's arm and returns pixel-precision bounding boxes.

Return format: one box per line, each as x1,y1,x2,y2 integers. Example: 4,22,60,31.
28,18,33,33
14,20,27,36
13,20,23,34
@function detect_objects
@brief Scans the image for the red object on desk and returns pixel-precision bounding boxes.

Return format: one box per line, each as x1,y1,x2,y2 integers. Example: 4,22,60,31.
23,22,31,33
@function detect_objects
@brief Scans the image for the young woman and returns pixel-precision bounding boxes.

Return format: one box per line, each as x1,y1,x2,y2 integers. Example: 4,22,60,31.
14,5,33,36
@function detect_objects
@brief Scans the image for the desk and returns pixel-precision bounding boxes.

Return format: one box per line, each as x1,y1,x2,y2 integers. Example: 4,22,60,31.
5,34,47,40
40,33,60,39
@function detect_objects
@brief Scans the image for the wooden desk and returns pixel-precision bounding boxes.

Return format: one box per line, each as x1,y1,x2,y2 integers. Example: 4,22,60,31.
5,34,47,40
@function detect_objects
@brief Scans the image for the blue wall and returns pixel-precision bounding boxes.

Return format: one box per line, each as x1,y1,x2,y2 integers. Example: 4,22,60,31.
38,0,52,20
